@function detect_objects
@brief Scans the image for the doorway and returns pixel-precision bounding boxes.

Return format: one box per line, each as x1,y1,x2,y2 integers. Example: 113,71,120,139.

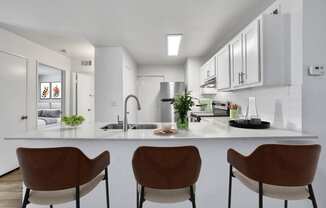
37,63,65,128
73,72,95,124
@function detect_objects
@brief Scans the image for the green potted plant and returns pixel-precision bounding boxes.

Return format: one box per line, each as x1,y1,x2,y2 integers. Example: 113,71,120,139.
173,91,194,129
62,115,85,128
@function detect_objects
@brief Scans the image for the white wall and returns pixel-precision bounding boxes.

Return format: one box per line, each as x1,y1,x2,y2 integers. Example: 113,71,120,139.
211,0,303,130
185,57,203,98
0,27,71,130
95,46,138,123
302,0,326,206
122,48,138,123
138,64,185,82
95,47,123,122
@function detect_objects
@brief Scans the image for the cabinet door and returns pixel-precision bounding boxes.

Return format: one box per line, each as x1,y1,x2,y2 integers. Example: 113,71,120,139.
206,56,216,79
230,34,243,87
200,65,206,85
243,19,261,85
216,46,231,90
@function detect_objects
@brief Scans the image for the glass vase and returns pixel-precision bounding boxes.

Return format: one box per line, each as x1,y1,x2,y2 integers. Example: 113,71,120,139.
176,115,189,130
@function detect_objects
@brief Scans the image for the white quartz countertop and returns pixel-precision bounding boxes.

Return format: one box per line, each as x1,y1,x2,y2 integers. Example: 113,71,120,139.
5,120,317,141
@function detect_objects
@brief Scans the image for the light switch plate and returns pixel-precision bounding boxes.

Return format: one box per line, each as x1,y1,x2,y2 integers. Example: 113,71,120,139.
111,101,118,107
308,65,325,76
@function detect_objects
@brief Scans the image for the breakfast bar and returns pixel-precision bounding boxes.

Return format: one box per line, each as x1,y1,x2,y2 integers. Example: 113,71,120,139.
6,121,318,208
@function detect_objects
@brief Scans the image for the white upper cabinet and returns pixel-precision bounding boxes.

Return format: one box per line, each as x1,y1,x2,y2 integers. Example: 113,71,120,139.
229,14,290,90
201,14,290,92
200,64,207,85
200,56,216,84
200,56,217,94
216,45,231,90
230,34,244,88
243,19,261,85
206,56,216,79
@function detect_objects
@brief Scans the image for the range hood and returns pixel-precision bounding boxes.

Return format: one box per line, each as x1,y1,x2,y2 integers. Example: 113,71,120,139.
200,77,216,88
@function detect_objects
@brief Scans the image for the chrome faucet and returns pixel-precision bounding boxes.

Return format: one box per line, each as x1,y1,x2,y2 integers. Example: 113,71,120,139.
123,94,141,132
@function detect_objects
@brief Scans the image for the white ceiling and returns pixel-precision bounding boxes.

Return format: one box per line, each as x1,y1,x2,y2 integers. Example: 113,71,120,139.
0,0,274,64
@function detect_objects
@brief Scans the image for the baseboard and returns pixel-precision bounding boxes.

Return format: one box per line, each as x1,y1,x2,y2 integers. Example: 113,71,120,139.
0,167,19,178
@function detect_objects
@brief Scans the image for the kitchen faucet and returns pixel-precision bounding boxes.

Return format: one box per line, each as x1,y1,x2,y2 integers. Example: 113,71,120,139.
123,94,141,132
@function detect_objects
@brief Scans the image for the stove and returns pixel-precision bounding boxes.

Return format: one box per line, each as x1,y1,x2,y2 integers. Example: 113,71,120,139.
191,101,229,122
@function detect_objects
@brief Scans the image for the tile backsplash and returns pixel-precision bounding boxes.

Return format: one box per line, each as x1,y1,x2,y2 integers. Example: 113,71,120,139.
210,85,302,130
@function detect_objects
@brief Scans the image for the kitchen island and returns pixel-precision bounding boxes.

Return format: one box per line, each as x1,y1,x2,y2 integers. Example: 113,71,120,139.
6,121,318,208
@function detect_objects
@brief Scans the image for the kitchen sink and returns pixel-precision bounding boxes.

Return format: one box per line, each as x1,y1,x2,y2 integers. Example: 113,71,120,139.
101,123,158,130
132,124,158,129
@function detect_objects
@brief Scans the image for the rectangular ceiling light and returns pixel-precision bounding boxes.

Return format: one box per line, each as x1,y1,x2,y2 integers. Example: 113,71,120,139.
167,34,183,56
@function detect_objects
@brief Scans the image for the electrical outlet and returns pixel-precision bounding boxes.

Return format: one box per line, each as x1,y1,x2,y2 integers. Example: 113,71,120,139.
308,65,325,76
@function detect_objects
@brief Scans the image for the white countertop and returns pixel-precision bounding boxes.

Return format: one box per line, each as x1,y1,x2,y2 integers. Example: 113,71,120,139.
5,120,317,141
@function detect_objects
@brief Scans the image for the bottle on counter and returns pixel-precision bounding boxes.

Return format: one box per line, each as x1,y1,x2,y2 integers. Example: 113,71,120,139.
229,104,239,120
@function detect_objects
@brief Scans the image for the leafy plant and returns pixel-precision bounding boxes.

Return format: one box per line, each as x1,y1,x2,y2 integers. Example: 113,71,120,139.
173,92,194,123
62,115,85,126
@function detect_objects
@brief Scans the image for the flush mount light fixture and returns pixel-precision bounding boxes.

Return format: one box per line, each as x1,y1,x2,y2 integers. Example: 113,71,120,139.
167,34,183,56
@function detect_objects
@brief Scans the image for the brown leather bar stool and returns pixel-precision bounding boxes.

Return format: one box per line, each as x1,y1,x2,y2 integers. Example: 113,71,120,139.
227,144,321,208
132,146,201,208
16,147,110,208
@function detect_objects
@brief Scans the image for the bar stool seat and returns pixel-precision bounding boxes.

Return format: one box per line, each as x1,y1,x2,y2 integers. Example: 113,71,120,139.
233,169,309,200
29,173,105,205
139,185,195,203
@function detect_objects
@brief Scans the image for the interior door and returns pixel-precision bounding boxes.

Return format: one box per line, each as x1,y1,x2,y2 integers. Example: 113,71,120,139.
230,34,244,88
137,76,164,122
77,73,95,124
0,51,27,175
216,45,231,90
243,19,261,85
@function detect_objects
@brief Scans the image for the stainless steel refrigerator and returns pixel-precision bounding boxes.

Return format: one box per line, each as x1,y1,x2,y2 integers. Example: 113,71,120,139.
160,82,186,122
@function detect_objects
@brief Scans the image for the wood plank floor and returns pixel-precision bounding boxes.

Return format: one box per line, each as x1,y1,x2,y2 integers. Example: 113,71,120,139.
0,169,22,208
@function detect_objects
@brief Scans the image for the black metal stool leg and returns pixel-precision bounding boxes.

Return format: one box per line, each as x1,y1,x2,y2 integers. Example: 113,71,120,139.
228,165,233,208
259,182,263,208
136,184,139,208
284,200,288,208
139,186,145,208
75,186,80,208
308,184,318,208
104,168,110,208
190,185,196,208
22,188,30,208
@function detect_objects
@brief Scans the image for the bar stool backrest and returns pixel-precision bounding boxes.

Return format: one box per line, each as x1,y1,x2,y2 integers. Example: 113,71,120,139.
132,146,202,189
17,147,95,191
241,144,321,186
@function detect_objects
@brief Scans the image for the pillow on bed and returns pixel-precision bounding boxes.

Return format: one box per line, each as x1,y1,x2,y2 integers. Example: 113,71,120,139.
38,109,61,118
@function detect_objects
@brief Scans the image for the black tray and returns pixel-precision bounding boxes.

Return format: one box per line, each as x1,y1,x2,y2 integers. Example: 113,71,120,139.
229,120,271,129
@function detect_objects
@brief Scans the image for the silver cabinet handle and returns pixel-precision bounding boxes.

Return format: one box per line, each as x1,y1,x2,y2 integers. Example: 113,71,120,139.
238,73,241,85
241,72,246,84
